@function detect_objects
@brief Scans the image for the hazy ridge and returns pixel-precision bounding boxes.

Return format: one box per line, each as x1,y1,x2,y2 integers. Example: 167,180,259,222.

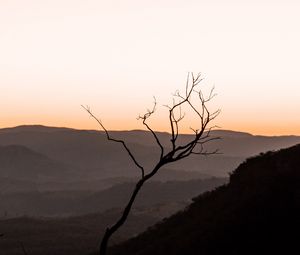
0,125,299,254
1,125,299,181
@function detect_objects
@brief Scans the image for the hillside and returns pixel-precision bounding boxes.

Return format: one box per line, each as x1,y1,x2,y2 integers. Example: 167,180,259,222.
1,125,299,179
0,177,226,255
108,144,300,255
0,145,73,182
0,144,211,194
0,178,226,217
78,178,226,215
0,208,160,255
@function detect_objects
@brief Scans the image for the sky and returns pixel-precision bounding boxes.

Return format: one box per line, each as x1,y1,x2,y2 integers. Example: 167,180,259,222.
1,0,300,135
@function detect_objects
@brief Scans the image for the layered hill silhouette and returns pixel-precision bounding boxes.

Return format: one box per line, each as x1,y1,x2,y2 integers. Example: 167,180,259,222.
0,178,226,217
0,208,161,255
0,145,72,181
108,144,300,255
1,126,299,254
0,178,226,254
0,125,299,181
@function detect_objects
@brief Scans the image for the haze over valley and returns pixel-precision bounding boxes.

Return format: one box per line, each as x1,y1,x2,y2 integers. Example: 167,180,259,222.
0,125,299,254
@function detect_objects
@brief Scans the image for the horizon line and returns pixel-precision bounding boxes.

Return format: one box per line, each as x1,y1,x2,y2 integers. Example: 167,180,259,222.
0,124,299,138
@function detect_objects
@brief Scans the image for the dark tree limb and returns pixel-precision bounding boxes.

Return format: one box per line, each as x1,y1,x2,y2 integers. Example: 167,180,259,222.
82,105,145,178
83,72,220,255
137,97,164,160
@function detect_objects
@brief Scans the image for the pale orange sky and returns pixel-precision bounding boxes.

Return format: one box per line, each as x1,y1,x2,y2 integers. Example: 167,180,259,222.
1,0,300,135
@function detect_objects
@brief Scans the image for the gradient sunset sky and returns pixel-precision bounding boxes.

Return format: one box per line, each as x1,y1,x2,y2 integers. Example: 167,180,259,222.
1,0,299,135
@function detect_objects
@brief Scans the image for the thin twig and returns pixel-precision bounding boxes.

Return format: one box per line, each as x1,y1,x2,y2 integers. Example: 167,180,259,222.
137,97,164,159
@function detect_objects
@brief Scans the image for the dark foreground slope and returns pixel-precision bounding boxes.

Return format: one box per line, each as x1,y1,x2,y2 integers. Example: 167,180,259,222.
109,144,300,255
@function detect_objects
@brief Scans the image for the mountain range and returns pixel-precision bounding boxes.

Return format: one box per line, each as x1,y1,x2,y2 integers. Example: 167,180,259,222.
0,125,299,254
1,125,299,186
0,178,226,217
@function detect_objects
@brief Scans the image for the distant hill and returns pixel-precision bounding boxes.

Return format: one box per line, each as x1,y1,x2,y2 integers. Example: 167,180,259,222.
78,178,227,215
0,125,299,179
0,142,210,194
0,177,226,255
108,144,300,255
0,145,73,182
0,178,226,217
0,207,161,255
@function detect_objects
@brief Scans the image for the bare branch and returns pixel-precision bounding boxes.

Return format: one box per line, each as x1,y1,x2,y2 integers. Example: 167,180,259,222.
137,97,164,159
167,73,200,149
81,105,145,178
83,72,220,255
191,149,221,156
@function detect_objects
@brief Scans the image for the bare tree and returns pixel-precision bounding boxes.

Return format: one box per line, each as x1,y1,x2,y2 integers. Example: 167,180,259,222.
82,72,220,255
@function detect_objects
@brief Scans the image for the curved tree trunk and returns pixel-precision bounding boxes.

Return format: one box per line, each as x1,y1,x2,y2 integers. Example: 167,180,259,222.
99,179,145,255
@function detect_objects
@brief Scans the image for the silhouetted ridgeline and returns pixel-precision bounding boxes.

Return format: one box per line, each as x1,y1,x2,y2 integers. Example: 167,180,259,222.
108,144,300,255
1,125,300,254
1,125,300,179
0,145,72,181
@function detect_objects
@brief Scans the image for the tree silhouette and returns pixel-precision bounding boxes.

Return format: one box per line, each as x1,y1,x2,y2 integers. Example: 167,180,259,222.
82,73,220,255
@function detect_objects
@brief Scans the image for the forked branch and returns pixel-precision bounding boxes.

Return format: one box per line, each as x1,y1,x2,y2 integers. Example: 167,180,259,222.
82,72,220,255
82,105,145,178
137,97,164,159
